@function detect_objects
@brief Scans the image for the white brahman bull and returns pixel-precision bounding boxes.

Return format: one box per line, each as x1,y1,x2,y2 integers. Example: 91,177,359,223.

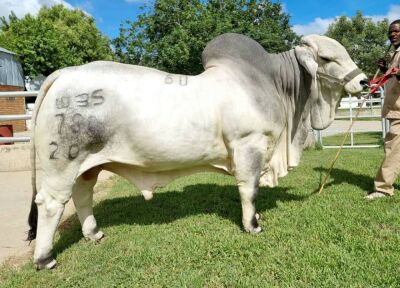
28,33,366,269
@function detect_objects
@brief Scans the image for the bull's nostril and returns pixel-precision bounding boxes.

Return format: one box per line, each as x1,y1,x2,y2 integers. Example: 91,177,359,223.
360,79,369,87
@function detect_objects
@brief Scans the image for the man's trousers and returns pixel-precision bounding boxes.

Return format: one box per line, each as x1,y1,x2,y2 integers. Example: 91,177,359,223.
375,119,400,195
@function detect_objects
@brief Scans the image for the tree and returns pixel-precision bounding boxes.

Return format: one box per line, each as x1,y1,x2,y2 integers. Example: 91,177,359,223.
113,0,298,75
0,5,113,77
325,11,389,78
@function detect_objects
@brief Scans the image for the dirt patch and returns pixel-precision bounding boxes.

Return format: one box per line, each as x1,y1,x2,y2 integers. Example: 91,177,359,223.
0,174,116,269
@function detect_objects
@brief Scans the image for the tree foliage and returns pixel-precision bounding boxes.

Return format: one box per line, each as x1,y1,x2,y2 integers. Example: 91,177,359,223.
0,5,113,77
113,0,298,75
325,11,390,78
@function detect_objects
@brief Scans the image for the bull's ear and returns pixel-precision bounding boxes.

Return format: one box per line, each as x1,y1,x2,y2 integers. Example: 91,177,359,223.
294,44,318,77
295,44,319,102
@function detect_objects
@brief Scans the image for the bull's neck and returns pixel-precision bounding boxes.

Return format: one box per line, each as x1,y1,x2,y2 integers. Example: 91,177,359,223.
270,50,310,120
272,50,304,104
269,49,311,143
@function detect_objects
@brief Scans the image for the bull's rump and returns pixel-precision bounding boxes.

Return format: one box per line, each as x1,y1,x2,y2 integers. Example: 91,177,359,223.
35,62,229,173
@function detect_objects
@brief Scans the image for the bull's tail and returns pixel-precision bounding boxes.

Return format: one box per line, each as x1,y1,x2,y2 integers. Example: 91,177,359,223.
27,68,71,242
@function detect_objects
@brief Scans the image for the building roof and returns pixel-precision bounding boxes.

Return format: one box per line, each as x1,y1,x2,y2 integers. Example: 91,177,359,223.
0,47,24,87
0,47,18,56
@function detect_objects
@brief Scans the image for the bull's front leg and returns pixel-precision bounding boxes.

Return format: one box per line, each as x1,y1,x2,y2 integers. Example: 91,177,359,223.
231,135,267,234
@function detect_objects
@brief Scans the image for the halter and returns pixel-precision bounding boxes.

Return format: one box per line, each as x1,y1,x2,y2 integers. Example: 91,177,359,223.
316,67,363,86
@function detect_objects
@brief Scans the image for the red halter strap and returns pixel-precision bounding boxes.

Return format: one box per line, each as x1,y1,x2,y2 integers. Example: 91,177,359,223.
368,67,400,94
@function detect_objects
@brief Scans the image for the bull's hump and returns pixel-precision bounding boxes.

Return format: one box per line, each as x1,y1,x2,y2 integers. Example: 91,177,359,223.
202,33,268,71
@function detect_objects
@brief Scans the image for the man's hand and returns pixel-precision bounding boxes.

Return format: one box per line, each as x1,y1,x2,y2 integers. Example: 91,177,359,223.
386,67,400,80
377,58,388,73
369,67,400,93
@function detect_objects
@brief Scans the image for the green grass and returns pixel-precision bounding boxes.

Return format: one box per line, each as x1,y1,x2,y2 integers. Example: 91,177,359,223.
321,131,383,146
335,117,382,121
2,148,400,287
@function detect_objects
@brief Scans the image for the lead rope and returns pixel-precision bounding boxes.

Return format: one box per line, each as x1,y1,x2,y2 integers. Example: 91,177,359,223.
318,45,394,194
317,96,370,193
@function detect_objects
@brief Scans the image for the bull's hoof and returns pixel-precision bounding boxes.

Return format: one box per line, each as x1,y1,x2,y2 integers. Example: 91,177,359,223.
85,230,105,242
35,258,57,270
255,213,261,220
244,226,262,234
249,226,262,234
243,215,262,234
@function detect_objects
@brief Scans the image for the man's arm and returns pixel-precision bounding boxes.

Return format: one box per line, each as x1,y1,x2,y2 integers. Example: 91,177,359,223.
377,58,388,73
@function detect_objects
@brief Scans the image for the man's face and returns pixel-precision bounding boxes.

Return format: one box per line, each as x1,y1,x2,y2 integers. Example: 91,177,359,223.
388,23,400,47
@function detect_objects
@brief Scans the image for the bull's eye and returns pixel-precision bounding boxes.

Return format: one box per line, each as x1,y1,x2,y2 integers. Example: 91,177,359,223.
320,56,330,62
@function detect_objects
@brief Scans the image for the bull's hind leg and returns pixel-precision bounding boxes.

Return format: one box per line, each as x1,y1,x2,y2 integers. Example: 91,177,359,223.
33,182,73,269
232,135,267,234
72,168,104,242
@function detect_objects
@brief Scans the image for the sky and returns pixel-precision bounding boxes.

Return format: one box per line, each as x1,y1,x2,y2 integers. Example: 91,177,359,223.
0,0,399,39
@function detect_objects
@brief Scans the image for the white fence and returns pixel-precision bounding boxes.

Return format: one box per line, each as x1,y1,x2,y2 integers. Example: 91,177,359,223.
316,87,388,148
0,91,38,143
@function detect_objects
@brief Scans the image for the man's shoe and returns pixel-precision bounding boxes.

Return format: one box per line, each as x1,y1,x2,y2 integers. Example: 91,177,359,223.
365,191,389,200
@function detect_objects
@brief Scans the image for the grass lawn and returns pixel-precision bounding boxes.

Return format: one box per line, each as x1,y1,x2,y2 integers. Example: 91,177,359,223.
1,148,400,287
321,131,384,147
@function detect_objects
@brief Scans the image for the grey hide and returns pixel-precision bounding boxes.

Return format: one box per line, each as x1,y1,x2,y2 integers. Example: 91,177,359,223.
203,33,312,185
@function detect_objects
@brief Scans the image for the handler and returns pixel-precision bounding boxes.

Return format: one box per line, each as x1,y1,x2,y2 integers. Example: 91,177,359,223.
367,19,400,199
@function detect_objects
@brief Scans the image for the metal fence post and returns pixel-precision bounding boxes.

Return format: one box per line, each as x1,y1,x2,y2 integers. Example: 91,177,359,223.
319,130,323,145
379,87,388,139
349,94,354,147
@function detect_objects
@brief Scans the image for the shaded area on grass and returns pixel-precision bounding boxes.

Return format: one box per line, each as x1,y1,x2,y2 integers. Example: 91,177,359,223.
313,167,374,193
53,183,306,257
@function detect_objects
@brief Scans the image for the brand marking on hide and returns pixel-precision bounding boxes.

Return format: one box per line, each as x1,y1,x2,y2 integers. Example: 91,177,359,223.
55,89,105,110
75,93,89,107
164,75,188,86
55,113,65,134
68,144,80,159
49,142,59,159
70,113,84,134
56,96,70,109
50,89,107,160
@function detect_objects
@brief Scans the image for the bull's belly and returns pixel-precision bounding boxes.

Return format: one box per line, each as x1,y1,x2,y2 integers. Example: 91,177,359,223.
78,142,232,202
98,161,231,200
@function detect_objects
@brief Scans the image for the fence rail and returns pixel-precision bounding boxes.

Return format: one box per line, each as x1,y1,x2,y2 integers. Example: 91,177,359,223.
0,114,32,121
0,91,38,143
316,87,387,149
0,137,31,143
0,91,38,98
